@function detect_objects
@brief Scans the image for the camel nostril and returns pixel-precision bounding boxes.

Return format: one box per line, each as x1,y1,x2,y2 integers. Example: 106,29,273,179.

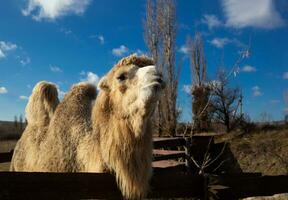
156,73,162,78
156,78,163,83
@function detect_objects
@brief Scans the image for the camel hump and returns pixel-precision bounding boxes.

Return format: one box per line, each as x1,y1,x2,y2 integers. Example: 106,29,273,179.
25,81,59,125
69,82,97,100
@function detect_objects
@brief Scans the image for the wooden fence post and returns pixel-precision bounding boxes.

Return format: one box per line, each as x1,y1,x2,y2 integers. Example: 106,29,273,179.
185,137,192,173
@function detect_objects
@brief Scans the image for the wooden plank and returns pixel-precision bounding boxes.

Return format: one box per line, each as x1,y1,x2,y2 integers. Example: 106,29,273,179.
0,171,287,199
153,137,186,149
0,151,13,163
150,172,204,199
0,172,204,199
153,149,185,155
153,152,186,161
153,160,185,168
153,164,186,172
208,174,288,199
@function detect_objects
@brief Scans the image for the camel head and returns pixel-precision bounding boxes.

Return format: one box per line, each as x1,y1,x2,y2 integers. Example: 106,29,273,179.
25,81,59,126
97,54,165,133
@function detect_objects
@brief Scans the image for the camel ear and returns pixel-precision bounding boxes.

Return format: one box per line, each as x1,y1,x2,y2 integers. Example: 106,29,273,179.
98,76,109,91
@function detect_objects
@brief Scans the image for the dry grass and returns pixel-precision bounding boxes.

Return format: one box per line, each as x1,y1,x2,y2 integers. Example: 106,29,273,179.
229,129,288,175
0,139,17,153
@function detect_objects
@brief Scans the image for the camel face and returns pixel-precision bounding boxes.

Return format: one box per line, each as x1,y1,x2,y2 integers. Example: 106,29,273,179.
136,65,165,106
98,62,165,120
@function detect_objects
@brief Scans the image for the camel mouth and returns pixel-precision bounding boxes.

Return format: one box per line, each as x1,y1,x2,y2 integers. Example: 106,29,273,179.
141,74,165,91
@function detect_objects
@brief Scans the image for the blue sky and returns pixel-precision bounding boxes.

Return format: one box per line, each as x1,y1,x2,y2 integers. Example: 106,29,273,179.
0,0,287,122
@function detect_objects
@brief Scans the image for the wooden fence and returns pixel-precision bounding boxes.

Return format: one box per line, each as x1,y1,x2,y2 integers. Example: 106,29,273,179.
0,171,287,199
1,137,288,199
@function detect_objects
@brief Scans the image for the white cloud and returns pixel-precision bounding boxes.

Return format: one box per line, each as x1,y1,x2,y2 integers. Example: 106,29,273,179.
270,99,280,104
79,70,86,76
60,28,73,35
98,35,104,45
19,56,31,66
252,86,263,97
242,65,257,73
112,45,129,57
222,0,285,29
136,49,145,55
283,72,288,80
0,49,5,59
22,0,92,21
0,87,8,94
201,14,223,29
210,37,230,48
183,85,192,94
80,71,100,86
90,34,105,44
55,85,66,99
50,65,63,73
19,95,29,100
58,90,66,99
0,41,17,51
0,41,17,59
179,45,191,55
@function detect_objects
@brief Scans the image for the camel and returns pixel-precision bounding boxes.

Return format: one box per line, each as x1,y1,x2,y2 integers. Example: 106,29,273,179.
90,54,165,199
11,54,165,199
10,81,59,171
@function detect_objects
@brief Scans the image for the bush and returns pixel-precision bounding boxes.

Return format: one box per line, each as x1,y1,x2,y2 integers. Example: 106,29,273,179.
236,114,256,134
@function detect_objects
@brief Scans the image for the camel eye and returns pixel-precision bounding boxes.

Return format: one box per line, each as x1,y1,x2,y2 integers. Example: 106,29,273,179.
117,73,127,82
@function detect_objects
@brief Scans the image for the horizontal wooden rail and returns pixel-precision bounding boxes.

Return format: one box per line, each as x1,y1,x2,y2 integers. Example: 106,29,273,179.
153,137,186,149
0,171,204,199
153,152,186,161
0,172,288,199
0,138,188,164
0,150,187,164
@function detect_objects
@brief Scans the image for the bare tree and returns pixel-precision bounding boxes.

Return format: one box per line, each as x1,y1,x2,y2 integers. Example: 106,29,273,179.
14,115,18,128
259,112,273,124
144,0,160,66
144,0,180,136
211,69,241,132
284,91,288,123
187,33,207,87
160,0,180,136
144,0,162,135
19,114,23,131
25,118,28,126
186,33,211,133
